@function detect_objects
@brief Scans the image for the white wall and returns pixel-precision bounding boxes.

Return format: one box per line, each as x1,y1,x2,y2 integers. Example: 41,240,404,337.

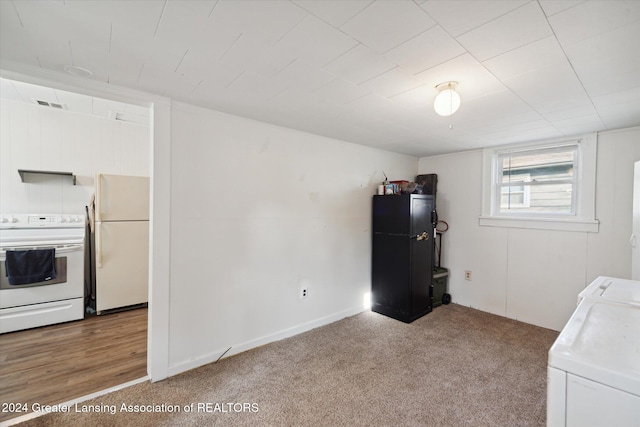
418,127,640,331
167,102,417,374
0,98,150,215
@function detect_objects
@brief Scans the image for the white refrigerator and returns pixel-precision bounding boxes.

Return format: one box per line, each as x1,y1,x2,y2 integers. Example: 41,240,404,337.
93,173,149,313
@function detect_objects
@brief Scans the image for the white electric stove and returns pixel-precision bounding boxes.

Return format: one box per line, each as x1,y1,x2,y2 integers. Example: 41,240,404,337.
0,214,85,333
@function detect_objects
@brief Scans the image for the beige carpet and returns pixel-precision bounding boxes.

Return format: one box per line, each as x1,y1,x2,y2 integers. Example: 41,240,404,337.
17,304,558,427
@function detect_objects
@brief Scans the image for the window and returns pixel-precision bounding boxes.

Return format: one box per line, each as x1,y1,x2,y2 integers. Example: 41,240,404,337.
497,145,576,216
500,173,531,209
480,134,599,232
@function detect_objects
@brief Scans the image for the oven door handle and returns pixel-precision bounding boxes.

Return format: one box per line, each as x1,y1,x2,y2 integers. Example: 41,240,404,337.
0,243,83,258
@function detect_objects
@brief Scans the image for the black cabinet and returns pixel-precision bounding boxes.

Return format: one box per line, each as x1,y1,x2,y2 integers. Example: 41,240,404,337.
371,195,435,323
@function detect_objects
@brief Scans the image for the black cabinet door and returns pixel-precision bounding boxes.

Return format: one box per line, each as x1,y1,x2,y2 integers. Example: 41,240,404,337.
410,196,434,316
371,234,410,318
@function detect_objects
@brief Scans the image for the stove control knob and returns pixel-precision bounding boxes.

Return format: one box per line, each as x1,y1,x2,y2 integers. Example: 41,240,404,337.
10,216,18,223
1,217,7,223
60,217,67,223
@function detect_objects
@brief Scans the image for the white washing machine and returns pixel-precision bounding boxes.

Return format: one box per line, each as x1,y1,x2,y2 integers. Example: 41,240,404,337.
577,275,640,305
547,277,640,427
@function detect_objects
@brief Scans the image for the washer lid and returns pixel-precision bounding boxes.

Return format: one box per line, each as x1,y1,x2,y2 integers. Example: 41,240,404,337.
579,276,640,305
549,299,640,396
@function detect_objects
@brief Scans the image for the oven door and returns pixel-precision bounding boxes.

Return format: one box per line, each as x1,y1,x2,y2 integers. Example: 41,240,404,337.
0,242,85,333
0,243,84,309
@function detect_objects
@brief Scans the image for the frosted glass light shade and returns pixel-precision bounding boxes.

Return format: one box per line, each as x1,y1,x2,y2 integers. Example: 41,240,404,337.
434,87,460,116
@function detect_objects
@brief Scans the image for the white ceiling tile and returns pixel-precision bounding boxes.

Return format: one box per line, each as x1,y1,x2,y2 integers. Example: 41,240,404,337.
109,24,187,74
65,0,165,37
103,59,147,88
345,93,416,125
383,25,466,75
218,34,297,78
153,0,230,48
341,0,436,53
10,0,112,73
292,0,373,27
548,113,605,136
0,2,39,67
267,87,329,112
503,61,590,114
452,89,541,130
389,84,435,112
563,23,640,97
482,36,566,80
592,86,640,129
541,104,601,122
312,78,370,104
421,0,529,37
538,1,585,17
224,70,290,103
547,0,640,46
173,45,245,91
211,0,306,46
269,60,335,92
357,67,422,98
475,124,563,147
322,44,396,85
275,14,358,67
456,1,552,61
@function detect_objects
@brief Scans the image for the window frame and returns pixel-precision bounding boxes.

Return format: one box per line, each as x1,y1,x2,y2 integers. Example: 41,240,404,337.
480,134,599,233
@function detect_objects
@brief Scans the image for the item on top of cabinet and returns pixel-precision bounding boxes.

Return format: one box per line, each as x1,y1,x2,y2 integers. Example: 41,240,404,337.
416,174,437,197
400,182,418,194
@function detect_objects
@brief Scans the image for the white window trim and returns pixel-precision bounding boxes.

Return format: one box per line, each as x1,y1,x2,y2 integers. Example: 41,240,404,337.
479,133,599,233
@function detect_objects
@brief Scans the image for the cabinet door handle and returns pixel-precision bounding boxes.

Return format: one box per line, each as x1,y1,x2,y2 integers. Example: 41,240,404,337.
413,232,429,241
631,234,637,248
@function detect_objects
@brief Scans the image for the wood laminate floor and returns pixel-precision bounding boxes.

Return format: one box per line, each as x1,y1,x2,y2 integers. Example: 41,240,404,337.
0,308,147,423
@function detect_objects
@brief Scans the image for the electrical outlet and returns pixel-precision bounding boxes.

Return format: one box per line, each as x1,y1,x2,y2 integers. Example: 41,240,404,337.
300,287,308,299
465,270,472,281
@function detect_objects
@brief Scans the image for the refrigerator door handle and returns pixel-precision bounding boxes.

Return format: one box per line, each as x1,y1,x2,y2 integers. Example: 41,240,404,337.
96,174,102,222
412,232,429,241
96,222,103,268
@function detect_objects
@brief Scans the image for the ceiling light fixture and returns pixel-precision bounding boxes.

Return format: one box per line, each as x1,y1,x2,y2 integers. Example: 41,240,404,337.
434,81,460,117
64,65,93,78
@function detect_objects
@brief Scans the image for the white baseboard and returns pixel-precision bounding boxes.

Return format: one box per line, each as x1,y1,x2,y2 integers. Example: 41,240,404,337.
167,305,365,378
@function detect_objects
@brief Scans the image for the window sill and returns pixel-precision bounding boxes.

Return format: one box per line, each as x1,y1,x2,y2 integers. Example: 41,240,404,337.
478,216,599,233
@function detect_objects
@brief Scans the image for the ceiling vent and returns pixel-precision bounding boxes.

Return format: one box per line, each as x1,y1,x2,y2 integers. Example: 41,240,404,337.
33,99,65,109
109,111,149,126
